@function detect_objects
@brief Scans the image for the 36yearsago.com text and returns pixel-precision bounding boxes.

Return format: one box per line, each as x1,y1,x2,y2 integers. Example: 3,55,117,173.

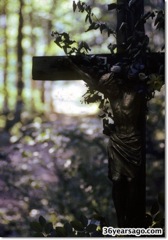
102,227,163,236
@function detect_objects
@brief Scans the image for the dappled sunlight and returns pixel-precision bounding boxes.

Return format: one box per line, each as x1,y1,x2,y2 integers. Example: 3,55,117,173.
0,114,114,236
52,81,99,115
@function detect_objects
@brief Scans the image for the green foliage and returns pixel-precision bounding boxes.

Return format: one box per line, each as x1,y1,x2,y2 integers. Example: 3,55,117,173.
73,1,115,36
52,0,165,135
148,74,164,92
108,3,122,11
30,214,103,237
0,111,164,236
145,192,165,233
30,191,165,237
154,10,164,30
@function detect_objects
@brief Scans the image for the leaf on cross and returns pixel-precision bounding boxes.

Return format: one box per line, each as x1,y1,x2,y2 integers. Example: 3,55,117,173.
107,3,124,11
148,74,164,91
73,1,77,12
85,22,99,32
107,3,117,11
78,41,91,53
99,23,108,33
119,22,127,32
154,10,164,30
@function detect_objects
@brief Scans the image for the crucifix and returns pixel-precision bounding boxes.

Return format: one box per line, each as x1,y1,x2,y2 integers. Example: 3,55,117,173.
32,0,164,228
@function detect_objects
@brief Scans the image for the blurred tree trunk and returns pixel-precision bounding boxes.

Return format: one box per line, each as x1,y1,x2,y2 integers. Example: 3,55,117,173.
41,82,45,107
15,0,24,120
45,17,54,113
5,0,24,129
29,2,37,112
2,1,9,114
48,2,55,113
41,5,54,113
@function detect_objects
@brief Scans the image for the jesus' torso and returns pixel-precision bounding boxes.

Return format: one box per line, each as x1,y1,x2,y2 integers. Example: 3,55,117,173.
106,85,143,135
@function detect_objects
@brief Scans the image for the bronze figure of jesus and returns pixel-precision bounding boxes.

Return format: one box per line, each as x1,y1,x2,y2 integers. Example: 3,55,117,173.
71,59,146,227
105,80,144,227
100,71,145,228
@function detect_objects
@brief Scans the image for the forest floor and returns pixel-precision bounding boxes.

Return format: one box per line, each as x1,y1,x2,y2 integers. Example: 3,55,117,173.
0,113,109,236
0,113,165,237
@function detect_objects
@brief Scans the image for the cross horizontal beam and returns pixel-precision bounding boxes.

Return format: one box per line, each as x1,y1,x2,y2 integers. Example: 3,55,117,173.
32,53,164,81
32,54,118,80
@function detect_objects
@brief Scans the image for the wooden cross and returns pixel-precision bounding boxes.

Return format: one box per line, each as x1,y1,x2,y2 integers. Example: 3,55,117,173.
32,0,164,229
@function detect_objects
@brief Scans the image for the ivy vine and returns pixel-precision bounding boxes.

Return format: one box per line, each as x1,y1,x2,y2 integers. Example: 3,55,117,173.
52,0,164,135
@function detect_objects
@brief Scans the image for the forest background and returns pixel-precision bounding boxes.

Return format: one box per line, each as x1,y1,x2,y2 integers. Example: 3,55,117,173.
0,0,165,237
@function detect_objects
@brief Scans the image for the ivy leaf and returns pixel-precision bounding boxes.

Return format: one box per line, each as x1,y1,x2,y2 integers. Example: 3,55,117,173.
98,113,106,118
85,14,89,23
92,211,107,225
98,99,104,109
91,230,103,237
107,28,114,37
62,32,70,41
129,0,136,6
77,41,91,53
30,222,43,233
64,222,73,235
83,42,91,52
88,15,93,24
145,213,152,227
73,1,77,12
63,46,68,54
148,74,164,91
149,11,155,19
119,22,127,32
154,211,164,222
108,112,113,118
108,43,117,54
55,226,67,237
154,11,164,30
86,224,97,233
77,1,85,12
44,222,53,234
107,3,117,11
78,214,88,227
77,231,89,237
142,11,155,22
152,221,162,228
158,192,164,207
85,22,99,32
161,45,165,51
33,232,44,237
70,220,84,231
150,201,159,215
100,23,108,34
39,215,46,228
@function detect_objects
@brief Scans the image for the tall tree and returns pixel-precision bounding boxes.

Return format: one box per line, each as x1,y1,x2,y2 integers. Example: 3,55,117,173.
2,1,9,114
29,1,37,112
5,0,24,129
15,0,24,119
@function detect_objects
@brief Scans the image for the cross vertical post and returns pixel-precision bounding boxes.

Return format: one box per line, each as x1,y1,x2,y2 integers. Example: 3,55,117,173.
116,0,146,226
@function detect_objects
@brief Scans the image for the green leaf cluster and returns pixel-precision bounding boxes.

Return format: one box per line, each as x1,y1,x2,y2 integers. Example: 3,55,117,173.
145,192,164,234
52,1,165,107
30,216,53,237
30,192,165,237
52,31,91,55
154,10,164,30
30,213,103,237
73,1,115,36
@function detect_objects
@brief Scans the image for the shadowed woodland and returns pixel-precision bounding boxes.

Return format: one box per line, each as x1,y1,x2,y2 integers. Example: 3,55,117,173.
0,0,165,237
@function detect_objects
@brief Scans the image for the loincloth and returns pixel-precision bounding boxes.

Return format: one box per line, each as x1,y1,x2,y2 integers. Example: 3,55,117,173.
107,132,142,181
